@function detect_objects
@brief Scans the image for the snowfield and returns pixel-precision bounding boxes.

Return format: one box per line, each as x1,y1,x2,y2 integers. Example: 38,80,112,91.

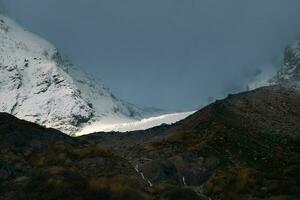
75,111,195,136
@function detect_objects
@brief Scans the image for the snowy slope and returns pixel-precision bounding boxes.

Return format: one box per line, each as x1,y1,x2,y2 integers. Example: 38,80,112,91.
274,40,300,87
76,111,195,136
0,15,150,134
248,39,300,90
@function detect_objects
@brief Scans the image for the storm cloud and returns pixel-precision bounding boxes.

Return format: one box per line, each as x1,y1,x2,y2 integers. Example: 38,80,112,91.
1,0,300,110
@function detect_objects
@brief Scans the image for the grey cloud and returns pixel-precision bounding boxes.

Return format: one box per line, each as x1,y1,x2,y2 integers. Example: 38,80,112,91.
2,0,300,110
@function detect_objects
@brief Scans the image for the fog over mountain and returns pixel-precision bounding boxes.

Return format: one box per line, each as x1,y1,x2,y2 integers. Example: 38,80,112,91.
1,0,300,110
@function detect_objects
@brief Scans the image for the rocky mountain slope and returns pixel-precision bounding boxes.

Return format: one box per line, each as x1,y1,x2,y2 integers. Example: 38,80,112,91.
1,86,299,200
0,15,149,135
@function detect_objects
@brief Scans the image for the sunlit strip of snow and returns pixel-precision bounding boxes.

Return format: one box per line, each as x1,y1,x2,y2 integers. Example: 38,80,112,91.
75,111,195,136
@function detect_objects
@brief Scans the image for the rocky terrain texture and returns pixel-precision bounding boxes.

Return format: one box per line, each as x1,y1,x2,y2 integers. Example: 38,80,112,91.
0,15,149,135
1,85,299,200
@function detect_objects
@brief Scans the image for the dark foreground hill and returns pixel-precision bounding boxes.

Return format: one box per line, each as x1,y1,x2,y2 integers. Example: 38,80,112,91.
1,86,300,200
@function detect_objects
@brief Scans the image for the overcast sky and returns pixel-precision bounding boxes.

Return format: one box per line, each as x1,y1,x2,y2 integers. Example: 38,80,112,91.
1,0,300,110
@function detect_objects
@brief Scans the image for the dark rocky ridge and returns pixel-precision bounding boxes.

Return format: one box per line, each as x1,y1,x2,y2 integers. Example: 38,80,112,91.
1,86,300,200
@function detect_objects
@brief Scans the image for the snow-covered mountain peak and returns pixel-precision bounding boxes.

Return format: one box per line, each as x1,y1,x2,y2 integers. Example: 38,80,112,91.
0,15,148,135
248,39,300,90
277,40,300,84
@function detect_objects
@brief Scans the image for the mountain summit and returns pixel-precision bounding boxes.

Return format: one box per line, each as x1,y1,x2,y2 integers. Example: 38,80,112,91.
0,15,149,134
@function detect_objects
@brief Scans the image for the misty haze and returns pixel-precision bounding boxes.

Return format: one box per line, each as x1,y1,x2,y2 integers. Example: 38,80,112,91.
0,1,300,200
2,0,300,110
